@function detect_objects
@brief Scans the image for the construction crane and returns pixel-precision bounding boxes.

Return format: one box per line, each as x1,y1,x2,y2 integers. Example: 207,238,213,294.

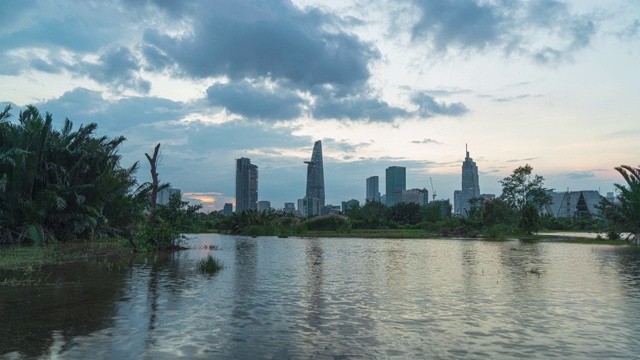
430,177,437,201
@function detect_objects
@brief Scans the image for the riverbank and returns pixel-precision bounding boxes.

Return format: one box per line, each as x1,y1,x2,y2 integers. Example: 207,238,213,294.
298,229,632,245
0,239,131,285
2,231,630,283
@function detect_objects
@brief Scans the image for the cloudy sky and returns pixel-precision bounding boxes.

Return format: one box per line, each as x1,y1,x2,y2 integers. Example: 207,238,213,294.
2,0,639,211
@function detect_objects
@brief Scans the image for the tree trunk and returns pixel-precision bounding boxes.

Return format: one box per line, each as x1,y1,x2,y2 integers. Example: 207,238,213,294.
145,143,161,210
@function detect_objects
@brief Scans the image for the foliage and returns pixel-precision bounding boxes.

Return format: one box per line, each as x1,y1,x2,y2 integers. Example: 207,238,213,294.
598,165,640,241
422,200,451,222
499,165,551,235
215,209,279,235
134,193,202,251
303,214,351,232
499,164,551,211
481,198,516,227
483,224,515,239
345,201,388,229
387,202,422,225
198,254,222,274
430,217,480,237
0,105,147,244
518,203,541,235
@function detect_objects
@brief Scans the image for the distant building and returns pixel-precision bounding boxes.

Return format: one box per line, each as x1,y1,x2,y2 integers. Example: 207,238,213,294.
366,176,381,203
453,190,462,215
257,200,271,212
342,199,360,213
157,187,181,205
381,194,387,205
480,194,495,200
222,203,233,216
236,157,258,212
302,196,321,216
396,188,429,206
454,146,480,216
305,140,325,209
606,192,616,203
321,205,341,216
283,202,296,215
544,190,603,218
386,166,406,207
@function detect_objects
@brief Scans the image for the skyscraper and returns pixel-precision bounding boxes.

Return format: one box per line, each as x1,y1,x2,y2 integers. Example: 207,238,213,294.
366,176,381,203
235,157,258,212
385,166,406,206
305,140,325,209
459,145,480,216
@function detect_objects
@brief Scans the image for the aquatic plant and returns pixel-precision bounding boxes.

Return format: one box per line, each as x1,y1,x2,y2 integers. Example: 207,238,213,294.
198,255,222,274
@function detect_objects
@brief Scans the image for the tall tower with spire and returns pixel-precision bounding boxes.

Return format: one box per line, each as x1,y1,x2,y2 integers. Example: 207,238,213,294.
459,144,480,216
304,140,325,210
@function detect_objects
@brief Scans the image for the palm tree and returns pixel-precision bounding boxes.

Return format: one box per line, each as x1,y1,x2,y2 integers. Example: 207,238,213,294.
0,105,148,244
599,165,640,242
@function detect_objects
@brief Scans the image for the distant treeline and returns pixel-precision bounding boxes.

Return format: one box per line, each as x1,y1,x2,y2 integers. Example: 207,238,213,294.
1,105,638,246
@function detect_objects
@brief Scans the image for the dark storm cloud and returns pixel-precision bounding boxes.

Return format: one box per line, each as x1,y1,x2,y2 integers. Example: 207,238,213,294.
77,47,151,94
312,94,409,122
410,0,505,51
206,81,305,121
407,0,598,64
0,1,131,52
411,92,468,117
35,88,183,132
143,0,377,90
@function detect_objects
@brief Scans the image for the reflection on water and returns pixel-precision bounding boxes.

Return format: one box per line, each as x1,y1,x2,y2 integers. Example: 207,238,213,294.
3,235,640,358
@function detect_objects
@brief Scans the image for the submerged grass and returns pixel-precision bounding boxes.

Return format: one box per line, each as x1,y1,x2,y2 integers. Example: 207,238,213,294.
198,255,222,274
0,239,130,273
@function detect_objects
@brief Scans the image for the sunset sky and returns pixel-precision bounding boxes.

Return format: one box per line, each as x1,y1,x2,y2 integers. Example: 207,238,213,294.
2,0,639,211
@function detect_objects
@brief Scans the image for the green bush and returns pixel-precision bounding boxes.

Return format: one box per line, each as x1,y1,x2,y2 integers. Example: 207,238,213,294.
304,214,350,231
484,224,514,239
198,255,222,273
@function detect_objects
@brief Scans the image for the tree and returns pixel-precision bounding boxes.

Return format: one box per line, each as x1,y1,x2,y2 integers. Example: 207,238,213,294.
145,143,161,210
598,165,640,242
388,202,422,225
500,164,551,234
0,105,146,244
481,198,516,227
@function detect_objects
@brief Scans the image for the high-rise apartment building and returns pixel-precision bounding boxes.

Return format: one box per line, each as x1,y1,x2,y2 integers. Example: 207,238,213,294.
385,166,406,206
235,157,258,212
366,176,381,203
305,140,325,210
457,146,480,216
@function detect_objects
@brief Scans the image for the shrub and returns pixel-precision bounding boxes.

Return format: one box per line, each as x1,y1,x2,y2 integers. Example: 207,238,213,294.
198,255,222,274
304,214,350,231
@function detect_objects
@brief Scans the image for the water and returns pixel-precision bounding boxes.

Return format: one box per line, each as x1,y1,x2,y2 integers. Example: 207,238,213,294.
2,235,640,359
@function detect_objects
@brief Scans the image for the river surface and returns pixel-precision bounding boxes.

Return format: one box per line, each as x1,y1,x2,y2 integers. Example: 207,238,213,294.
2,234,640,359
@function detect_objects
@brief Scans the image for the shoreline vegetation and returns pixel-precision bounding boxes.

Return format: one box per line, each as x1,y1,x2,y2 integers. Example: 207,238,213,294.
1,230,630,283
1,106,639,284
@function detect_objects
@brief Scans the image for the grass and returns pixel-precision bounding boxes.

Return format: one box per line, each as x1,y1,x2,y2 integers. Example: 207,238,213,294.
198,254,222,274
0,239,130,273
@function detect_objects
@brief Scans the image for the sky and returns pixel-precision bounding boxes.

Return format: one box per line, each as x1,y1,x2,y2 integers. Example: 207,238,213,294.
1,0,639,212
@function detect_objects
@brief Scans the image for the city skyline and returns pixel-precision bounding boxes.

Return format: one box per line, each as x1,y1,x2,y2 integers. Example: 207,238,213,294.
1,1,638,211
